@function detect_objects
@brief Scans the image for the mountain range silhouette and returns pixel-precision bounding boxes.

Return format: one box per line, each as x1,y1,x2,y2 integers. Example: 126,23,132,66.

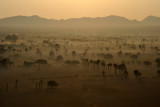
0,15,160,27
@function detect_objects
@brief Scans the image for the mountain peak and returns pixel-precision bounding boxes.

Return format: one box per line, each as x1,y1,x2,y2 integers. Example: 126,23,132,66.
30,15,40,18
143,15,160,22
30,15,44,19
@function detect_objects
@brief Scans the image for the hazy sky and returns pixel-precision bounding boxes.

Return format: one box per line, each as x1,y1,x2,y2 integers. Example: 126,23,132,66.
1,0,160,20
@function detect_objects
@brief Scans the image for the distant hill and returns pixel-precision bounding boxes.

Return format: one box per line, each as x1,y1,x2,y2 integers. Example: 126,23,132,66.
0,15,160,28
0,15,57,26
142,16,160,25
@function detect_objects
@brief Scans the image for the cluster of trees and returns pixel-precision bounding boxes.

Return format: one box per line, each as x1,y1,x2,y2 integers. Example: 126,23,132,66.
0,58,13,67
5,34,18,42
0,45,7,55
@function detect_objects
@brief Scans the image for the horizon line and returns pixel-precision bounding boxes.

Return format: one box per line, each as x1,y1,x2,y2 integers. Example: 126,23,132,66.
0,14,160,21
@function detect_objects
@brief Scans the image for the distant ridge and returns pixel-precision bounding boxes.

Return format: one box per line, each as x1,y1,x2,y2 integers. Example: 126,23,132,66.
0,15,160,27
142,16,160,25
0,15,57,26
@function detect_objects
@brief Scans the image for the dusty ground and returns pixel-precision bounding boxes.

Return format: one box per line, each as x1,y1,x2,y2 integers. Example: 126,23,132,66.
1,68,160,107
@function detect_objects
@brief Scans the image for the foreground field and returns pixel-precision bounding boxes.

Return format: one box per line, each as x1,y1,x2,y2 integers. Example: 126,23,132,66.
0,67,160,107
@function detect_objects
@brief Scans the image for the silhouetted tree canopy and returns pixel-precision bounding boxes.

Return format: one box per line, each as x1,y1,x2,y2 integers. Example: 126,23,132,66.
0,45,7,55
35,59,48,65
134,70,141,77
155,58,160,63
5,34,18,42
157,70,160,76
155,58,160,67
47,80,58,88
0,58,13,67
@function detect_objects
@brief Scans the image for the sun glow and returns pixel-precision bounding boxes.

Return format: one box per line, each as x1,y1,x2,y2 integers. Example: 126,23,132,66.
0,0,160,20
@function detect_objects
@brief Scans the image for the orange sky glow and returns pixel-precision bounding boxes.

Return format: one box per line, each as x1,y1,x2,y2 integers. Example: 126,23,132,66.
1,0,160,20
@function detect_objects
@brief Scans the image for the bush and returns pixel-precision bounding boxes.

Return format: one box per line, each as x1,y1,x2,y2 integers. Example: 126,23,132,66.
47,80,58,88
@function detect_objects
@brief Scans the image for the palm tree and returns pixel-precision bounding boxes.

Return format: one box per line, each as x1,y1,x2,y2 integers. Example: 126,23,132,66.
35,59,48,66
89,60,94,68
94,60,100,71
15,80,18,89
102,71,105,78
124,71,128,79
113,63,118,75
157,70,160,77
101,61,106,71
107,63,112,71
